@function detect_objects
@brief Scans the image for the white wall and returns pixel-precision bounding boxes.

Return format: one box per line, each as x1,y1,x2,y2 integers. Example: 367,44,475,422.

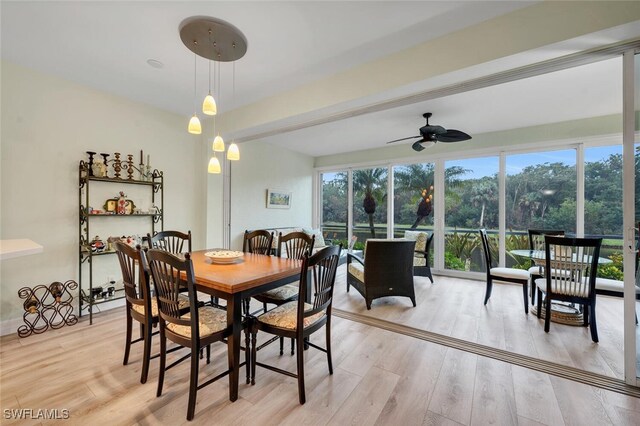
228,141,314,250
0,62,207,334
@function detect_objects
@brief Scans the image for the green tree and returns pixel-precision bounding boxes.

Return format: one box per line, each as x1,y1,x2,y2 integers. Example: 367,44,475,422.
353,168,387,238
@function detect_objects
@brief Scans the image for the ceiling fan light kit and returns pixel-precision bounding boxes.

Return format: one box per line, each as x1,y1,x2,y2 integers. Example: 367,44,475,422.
386,112,471,152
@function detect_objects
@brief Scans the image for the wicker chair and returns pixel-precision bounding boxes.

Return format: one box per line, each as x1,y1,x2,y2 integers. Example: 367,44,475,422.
146,249,241,421
346,239,416,309
250,245,342,404
479,229,530,313
535,236,602,342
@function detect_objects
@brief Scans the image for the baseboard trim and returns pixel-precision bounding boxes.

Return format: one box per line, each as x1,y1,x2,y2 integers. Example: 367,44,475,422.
333,308,640,398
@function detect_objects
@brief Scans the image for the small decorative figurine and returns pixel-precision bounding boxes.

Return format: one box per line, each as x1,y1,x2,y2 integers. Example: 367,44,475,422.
117,191,127,215
92,159,107,177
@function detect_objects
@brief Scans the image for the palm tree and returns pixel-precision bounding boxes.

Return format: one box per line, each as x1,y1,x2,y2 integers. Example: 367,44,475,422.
353,168,387,238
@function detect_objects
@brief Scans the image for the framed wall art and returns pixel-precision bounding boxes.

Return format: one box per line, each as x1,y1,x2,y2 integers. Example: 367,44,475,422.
266,189,291,209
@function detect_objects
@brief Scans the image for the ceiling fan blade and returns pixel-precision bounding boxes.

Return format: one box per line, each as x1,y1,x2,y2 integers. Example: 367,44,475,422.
419,125,446,135
435,129,472,143
386,135,422,144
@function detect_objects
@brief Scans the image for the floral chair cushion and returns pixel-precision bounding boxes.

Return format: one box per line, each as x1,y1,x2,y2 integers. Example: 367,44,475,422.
131,294,189,318
166,306,227,339
259,283,299,301
404,231,428,267
257,301,325,330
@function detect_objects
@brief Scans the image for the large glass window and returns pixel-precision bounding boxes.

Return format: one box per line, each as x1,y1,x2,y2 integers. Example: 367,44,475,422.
505,149,577,267
320,172,348,243
352,167,388,244
444,157,499,272
393,163,435,238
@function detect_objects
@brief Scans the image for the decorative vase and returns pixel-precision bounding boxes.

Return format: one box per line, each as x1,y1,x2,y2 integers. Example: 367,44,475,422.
117,192,127,215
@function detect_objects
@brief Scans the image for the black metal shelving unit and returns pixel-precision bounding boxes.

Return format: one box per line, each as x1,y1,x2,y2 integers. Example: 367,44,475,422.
78,160,164,324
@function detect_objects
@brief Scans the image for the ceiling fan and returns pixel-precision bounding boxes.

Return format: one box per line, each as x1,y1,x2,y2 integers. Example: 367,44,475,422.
386,112,472,152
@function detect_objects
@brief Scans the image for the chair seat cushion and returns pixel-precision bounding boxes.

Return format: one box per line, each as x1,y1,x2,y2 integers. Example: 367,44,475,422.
527,266,572,279
257,301,325,330
131,294,189,317
490,267,530,280
166,306,227,339
535,277,590,298
256,284,299,302
595,278,640,294
348,262,365,282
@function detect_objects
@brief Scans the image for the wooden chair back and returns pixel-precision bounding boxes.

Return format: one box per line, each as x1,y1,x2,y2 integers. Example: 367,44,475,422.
114,241,151,316
146,249,196,335
298,245,342,324
528,229,565,251
148,230,192,255
544,236,602,299
277,231,315,260
479,229,496,269
243,230,273,255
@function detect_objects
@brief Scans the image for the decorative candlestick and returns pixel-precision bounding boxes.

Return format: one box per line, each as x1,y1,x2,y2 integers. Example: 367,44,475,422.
86,151,96,176
100,153,110,178
145,164,152,182
113,152,121,179
127,154,134,180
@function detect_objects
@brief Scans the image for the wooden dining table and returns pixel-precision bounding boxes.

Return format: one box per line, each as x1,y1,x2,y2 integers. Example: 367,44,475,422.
186,249,302,401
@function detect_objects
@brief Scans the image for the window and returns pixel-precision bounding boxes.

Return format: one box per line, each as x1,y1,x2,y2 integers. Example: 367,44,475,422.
352,167,388,244
320,172,348,243
393,163,435,237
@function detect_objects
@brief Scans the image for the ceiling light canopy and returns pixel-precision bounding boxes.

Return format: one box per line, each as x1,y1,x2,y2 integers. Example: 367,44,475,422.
180,16,246,172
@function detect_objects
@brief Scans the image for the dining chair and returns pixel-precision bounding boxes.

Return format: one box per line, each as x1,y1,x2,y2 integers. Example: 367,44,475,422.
479,229,530,313
535,235,602,342
528,229,565,305
252,231,315,355
114,241,189,384
242,230,274,315
148,230,192,254
242,229,274,255
250,244,342,404
146,248,240,421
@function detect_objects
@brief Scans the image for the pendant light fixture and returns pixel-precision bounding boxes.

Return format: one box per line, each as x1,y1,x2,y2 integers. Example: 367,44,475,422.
187,51,202,134
180,16,246,172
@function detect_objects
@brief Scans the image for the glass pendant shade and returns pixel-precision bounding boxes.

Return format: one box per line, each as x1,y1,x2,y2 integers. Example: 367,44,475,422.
227,143,240,161
213,135,225,152
208,156,221,174
202,94,217,115
188,115,202,134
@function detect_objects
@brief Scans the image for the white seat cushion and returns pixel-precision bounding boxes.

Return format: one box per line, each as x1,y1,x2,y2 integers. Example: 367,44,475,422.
166,306,227,339
257,283,298,301
595,278,640,294
527,266,572,278
131,294,189,317
490,267,530,280
348,262,365,282
257,301,325,330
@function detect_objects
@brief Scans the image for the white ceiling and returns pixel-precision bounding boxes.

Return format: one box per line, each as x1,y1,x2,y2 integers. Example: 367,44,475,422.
0,1,636,158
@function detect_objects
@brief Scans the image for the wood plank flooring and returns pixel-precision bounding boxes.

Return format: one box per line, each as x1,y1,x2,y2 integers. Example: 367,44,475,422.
0,268,639,425
333,266,627,380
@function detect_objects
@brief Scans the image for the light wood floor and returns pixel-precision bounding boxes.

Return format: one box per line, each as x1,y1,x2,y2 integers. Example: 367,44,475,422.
333,266,627,380
2,283,640,425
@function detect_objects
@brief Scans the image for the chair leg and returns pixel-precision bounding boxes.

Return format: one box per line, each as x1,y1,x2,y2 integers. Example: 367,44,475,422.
245,326,251,384
279,337,284,356
141,322,152,384
186,345,200,421
537,289,543,319
326,321,333,375
426,267,434,284
291,338,295,356
206,344,211,364
583,304,589,327
483,278,493,305
522,282,529,314
139,323,144,339
156,327,167,397
544,297,552,333
263,303,268,313
250,327,258,385
589,301,599,343
123,311,132,366
410,296,416,307
296,334,306,404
